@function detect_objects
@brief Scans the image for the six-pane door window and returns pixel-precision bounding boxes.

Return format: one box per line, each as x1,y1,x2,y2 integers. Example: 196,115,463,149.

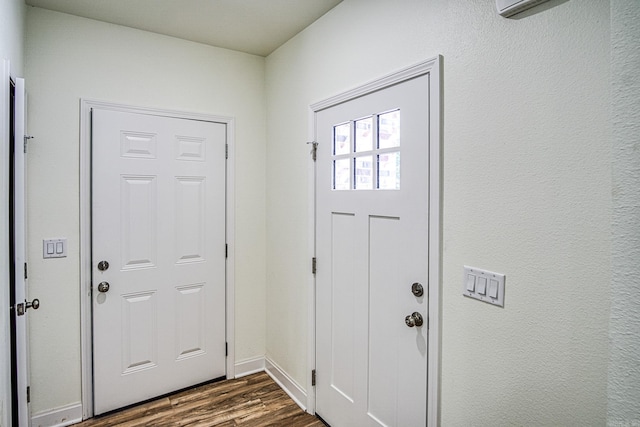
332,109,400,190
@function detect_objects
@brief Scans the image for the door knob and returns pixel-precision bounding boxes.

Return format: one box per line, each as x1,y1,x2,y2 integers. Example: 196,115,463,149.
16,298,40,316
97,260,110,271
26,299,40,310
98,281,110,293
405,312,424,328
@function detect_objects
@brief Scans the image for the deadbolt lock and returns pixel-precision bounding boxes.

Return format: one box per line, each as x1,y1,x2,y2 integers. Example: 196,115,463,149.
97,260,109,271
411,282,424,297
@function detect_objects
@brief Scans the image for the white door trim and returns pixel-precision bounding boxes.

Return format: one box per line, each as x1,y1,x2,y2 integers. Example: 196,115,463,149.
307,56,442,426
79,99,236,419
1,58,13,427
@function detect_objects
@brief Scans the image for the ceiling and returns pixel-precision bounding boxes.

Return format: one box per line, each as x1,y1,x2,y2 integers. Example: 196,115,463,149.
25,0,343,57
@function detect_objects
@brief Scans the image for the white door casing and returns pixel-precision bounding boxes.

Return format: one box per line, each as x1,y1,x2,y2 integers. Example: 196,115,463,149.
312,58,442,427
91,109,227,415
0,59,9,427
13,77,30,427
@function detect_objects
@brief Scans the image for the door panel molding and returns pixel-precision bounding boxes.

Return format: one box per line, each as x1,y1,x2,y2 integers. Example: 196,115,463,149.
308,56,442,426
79,99,236,419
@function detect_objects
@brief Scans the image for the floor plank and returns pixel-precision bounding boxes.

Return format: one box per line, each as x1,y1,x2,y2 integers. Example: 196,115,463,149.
73,372,325,427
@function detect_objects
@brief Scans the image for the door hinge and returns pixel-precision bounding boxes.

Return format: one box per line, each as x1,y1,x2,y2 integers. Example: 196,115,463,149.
307,141,318,162
225,244,228,258
225,342,228,357
27,386,31,403
311,369,316,387
24,262,28,280
225,144,228,159
24,135,33,153
312,257,317,275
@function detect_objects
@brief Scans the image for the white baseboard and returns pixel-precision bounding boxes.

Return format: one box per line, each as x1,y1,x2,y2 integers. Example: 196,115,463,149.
31,402,82,427
234,356,265,378
265,357,308,412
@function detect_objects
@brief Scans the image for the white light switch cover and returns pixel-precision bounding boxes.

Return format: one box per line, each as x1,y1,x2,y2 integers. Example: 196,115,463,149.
463,265,505,307
43,238,67,258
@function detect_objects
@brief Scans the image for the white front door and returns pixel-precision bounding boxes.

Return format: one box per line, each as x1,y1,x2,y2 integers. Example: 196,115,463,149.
315,72,431,426
91,109,227,415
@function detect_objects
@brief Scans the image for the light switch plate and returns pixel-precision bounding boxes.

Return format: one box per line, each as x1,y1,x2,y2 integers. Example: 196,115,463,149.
463,265,505,307
43,238,67,259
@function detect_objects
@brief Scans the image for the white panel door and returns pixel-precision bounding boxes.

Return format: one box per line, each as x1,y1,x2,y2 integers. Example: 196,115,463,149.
13,77,31,427
92,109,226,415
316,74,430,426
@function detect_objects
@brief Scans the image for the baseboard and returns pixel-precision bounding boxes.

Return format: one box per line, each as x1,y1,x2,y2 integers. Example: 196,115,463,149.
31,402,82,427
234,356,265,378
265,357,308,411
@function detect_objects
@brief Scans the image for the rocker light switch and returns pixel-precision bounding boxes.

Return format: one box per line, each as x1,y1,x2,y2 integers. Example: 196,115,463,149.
488,279,499,299
463,265,505,307
43,238,67,259
466,274,476,292
477,277,487,295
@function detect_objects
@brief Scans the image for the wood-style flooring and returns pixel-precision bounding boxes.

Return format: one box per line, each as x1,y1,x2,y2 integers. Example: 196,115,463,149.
74,372,326,427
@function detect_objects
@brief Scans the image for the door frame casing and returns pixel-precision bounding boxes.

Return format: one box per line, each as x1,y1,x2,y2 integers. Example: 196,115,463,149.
307,56,443,426
79,99,236,419
2,58,14,427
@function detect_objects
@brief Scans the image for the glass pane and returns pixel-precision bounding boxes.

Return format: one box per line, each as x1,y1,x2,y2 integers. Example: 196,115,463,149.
355,117,373,152
378,110,400,149
334,123,351,155
378,152,400,190
354,156,373,190
334,158,351,190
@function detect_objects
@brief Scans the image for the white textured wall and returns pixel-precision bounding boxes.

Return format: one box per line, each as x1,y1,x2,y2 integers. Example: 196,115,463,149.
609,0,640,425
0,0,25,424
265,0,611,425
25,8,266,415
0,0,24,76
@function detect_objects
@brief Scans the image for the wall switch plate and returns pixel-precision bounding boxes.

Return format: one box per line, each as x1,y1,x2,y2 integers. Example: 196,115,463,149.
463,265,505,307
43,238,67,259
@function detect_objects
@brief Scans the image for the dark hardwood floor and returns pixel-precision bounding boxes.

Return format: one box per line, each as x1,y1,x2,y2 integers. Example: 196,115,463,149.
74,372,326,426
